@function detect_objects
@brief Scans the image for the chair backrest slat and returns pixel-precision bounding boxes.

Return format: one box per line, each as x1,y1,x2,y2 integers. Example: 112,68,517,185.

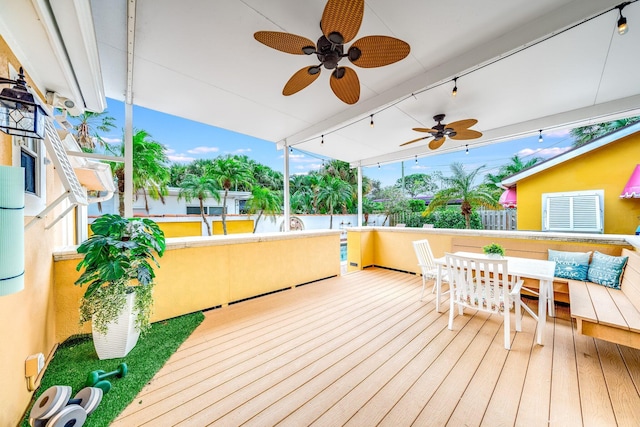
413,239,435,268
445,253,512,314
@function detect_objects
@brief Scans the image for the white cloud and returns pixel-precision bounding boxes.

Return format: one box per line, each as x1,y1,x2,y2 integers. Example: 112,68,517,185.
187,146,219,154
232,148,252,154
101,137,122,143
168,154,197,163
165,148,176,154
411,164,430,171
518,146,571,158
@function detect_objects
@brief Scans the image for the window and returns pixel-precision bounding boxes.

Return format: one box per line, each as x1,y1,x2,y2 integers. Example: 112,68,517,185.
186,206,227,215
542,190,603,233
12,135,46,215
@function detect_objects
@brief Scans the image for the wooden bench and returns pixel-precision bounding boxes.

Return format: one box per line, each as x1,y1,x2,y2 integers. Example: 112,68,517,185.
569,248,640,349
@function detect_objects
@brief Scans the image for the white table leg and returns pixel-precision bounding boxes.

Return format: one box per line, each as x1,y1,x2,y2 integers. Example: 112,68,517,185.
536,279,549,345
547,281,556,317
435,264,443,313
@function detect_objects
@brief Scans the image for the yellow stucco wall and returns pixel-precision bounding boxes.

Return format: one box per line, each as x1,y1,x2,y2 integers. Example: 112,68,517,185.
52,231,341,342
89,220,203,238
0,37,70,426
212,219,254,235
516,131,640,234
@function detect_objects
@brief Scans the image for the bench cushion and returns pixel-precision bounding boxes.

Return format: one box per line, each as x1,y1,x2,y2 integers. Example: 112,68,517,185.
548,249,590,280
587,251,628,289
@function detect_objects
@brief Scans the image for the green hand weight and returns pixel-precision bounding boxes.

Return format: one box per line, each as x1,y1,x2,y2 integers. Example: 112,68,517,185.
86,362,127,387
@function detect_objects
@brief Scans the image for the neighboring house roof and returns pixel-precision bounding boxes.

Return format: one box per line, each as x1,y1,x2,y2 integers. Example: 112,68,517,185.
502,121,640,187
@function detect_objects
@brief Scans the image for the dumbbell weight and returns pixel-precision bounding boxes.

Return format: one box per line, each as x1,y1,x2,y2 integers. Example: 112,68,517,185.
29,386,103,426
86,362,127,387
45,404,86,427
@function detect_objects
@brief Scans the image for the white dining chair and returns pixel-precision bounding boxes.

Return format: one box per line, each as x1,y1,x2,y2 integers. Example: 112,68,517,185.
445,253,526,350
412,239,447,300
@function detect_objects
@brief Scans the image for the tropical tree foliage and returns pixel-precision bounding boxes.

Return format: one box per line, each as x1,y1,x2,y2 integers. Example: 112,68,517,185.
395,173,439,197
424,163,500,229
246,186,283,233
71,111,117,151
177,175,221,236
570,116,640,147
110,129,170,216
317,175,353,229
209,156,254,235
376,186,410,226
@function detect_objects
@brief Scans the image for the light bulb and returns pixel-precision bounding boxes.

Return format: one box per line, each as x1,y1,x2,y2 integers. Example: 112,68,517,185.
465,145,469,155
370,114,374,128
538,130,543,143
321,134,324,144
452,78,458,97
618,16,628,35
415,155,418,164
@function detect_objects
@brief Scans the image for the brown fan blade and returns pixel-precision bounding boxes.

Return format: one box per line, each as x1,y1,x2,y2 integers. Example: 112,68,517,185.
412,127,437,134
321,0,364,44
254,31,316,55
429,138,446,150
400,136,429,147
350,36,410,68
450,129,483,140
447,119,478,132
330,67,360,104
283,67,321,96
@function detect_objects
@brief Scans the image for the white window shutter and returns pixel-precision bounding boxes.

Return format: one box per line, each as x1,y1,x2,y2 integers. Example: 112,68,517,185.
543,191,603,233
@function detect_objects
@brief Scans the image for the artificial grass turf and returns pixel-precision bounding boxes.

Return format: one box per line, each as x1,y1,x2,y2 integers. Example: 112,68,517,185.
21,311,204,427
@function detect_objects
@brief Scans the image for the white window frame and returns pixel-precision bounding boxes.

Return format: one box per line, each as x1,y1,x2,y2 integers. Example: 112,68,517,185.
12,135,46,216
542,190,604,233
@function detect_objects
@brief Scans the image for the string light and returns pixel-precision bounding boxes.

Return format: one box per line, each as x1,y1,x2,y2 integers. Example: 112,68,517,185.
370,114,374,128
538,129,543,143
321,134,324,144
617,3,629,35
289,146,293,153
415,155,418,164
452,77,458,97
465,144,469,154
378,163,381,169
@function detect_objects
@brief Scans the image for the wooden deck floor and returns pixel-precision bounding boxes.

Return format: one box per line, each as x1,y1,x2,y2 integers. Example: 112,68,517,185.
113,268,640,426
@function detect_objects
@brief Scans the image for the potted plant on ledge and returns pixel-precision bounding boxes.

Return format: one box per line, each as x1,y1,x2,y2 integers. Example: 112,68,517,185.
75,214,166,359
483,242,505,258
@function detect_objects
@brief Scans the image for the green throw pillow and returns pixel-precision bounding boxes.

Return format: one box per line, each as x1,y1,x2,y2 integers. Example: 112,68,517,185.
548,249,591,281
587,251,628,289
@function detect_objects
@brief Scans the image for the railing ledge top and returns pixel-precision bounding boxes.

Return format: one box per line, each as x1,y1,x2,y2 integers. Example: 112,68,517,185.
53,229,343,261
345,226,635,246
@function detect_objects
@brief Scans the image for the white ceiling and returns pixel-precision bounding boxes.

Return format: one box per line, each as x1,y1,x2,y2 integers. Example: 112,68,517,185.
89,0,640,167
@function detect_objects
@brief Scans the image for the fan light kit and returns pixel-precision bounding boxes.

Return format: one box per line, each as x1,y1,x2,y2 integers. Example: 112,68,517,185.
254,0,410,104
400,114,483,151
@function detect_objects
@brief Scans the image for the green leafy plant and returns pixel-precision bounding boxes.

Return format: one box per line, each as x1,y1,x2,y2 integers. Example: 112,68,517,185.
75,214,166,334
483,242,505,256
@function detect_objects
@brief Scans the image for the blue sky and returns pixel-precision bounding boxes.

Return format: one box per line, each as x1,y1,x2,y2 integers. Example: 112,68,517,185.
100,98,575,187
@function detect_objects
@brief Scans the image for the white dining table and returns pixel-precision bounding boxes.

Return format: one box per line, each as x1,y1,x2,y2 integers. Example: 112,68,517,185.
434,251,557,346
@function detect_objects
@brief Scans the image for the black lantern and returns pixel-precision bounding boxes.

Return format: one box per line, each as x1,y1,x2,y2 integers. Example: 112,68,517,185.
0,67,48,139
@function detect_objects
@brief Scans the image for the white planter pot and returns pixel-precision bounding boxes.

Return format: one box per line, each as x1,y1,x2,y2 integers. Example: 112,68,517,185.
92,292,140,360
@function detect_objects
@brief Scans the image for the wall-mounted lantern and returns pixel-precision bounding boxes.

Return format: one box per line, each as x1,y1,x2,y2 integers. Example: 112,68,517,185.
0,67,48,139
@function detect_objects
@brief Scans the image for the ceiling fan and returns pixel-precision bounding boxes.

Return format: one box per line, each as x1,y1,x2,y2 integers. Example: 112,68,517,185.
253,0,410,105
400,114,483,150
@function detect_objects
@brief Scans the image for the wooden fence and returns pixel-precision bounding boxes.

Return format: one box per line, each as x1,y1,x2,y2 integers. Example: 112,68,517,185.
478,208,517,230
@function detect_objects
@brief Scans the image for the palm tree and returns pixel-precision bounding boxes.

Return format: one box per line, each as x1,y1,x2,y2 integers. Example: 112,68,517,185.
111,129,170,216
571,116,640,147
485,155,541,187
71,111,116,151
209,156,254,235
317,175,352,229
177,174,221,236
246,186,282,233
425,163,500,229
